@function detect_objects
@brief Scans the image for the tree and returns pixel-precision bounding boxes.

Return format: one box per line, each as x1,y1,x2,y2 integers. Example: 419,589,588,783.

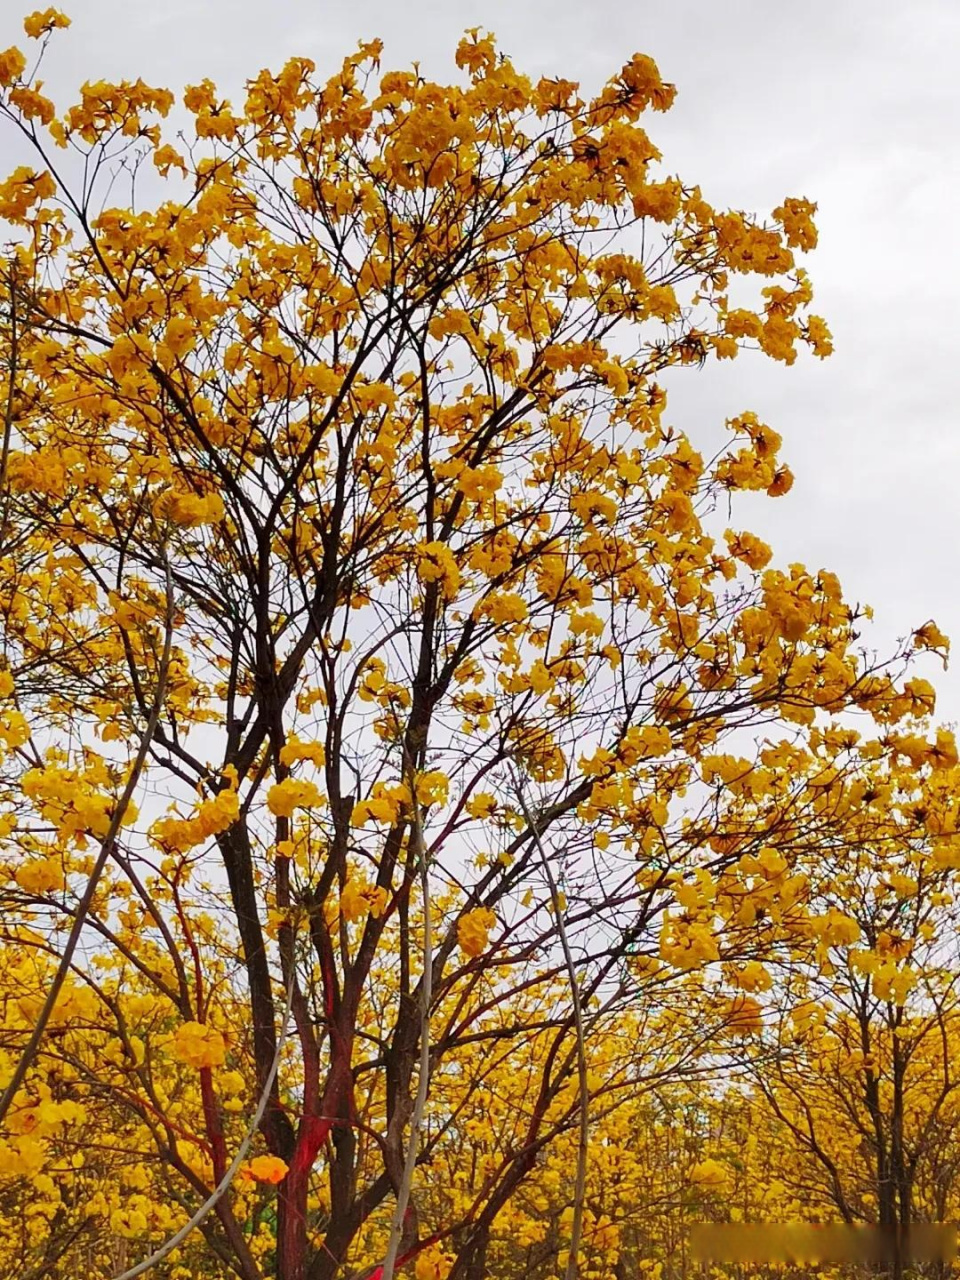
733,738,960,1280
0,9,943,1279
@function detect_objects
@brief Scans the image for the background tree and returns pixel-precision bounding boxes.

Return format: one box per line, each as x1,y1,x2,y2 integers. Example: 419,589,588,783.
732,741,960,1280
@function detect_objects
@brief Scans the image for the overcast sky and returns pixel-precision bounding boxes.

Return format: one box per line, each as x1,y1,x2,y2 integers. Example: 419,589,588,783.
4,0,958,719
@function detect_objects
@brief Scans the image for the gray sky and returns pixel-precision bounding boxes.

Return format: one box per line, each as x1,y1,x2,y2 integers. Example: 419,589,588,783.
4,0,959,718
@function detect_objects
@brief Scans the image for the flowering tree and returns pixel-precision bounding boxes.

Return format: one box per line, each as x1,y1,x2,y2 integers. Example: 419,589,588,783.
0,9,946,1280
738,745,960,1280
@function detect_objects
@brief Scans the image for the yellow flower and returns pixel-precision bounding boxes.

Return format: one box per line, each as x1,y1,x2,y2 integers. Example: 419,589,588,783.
689,1158,727,1188
279,736,326,768
15,858,65,895
1,1136,44,1178
725,529,772,571
817,908,860,947
457,906,496,959
717,995,763,1037
266,777,323,818
465,792,496,819
805,314,833,358
457,464,502,504
415,540,460,599
170,1021,227,1070
23,8,71,39
198,788,240,836
220,1070,245,1095
415,1245,454,1280
351,781,411,827
162,490,225,527
0,46,27,86
162,315,195,358
0,709,29,748
617,725,672,763
339,878,368,923
414,770,449,807
150,789,237,851
153,143,187,176
913,621,949,654
730,961,772,993
480,592,528,625
773,195,818,252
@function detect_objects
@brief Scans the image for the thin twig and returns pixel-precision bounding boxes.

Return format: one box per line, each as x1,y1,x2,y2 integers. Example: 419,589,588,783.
381,758,433,1280
516,776,589,1280
1,258,21,546
0,552,176,1128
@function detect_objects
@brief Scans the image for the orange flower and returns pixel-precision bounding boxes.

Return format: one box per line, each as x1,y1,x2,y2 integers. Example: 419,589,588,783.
242,1155,288,1184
